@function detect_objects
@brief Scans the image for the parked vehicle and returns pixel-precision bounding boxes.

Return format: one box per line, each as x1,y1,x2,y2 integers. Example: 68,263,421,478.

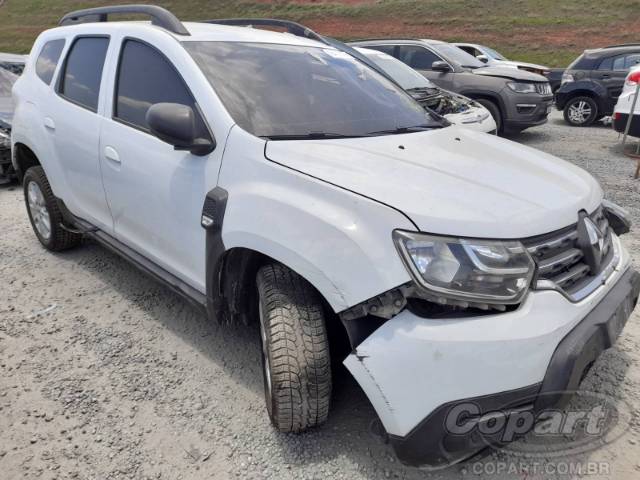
0,52,28,75
453,42,550,75
13,5,639,469
0,68,19,184
556,44,640,126
349,39,553,135
613,67,640,137
355,47,496,133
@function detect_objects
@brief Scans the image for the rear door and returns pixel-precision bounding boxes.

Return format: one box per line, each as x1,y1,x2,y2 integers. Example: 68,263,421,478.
594,52,640,112
47,36,113,231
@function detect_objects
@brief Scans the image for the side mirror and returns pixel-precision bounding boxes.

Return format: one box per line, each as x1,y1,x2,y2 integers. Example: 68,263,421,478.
146,103,215,156
476,54,489,63
431,61,452,73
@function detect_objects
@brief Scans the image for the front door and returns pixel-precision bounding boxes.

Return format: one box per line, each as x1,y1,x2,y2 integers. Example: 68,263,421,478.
99,39,218,291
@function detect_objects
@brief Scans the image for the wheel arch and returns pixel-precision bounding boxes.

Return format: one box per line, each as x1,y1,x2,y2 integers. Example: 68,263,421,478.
12,142,41,183
557,83,606,112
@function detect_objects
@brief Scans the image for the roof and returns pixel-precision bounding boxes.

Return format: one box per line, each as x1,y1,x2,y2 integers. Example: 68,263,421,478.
350,38,446,46
0,52,28,64
583,45,640,58
45,19,330,49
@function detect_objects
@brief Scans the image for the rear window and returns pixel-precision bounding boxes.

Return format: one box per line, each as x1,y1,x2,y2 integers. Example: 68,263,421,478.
59,37,109,111
35,39,65,85
567,53,585,70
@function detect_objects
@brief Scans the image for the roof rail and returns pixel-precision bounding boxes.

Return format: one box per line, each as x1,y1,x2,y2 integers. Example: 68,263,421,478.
205,18,323,41
59,4,190,36
604,43,640,49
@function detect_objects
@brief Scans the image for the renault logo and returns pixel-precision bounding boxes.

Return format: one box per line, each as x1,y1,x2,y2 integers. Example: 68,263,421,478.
576,212,604,273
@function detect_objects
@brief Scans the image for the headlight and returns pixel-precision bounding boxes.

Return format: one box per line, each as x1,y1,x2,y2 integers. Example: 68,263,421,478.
0,129,9,148
506,82,537,94
561,73,574,85
393,231,535,304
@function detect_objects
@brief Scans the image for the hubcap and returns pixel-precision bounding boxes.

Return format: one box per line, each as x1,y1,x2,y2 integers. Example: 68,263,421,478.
27,181,51,240
568,100,592,124
258,301,273,411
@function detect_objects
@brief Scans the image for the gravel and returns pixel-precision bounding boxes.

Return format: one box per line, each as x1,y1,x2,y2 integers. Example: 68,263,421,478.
1,110,640,479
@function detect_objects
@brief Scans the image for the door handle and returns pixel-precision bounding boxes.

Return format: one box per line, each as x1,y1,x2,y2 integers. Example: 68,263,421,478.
601,74,610,79
43,117,55,130
104,146,121,164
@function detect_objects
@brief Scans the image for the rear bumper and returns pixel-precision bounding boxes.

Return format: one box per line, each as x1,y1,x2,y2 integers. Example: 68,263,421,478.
612,112,640,137
344,239,638,468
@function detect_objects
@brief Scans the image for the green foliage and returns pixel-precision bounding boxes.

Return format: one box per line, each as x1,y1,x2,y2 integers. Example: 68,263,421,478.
1,0,638,67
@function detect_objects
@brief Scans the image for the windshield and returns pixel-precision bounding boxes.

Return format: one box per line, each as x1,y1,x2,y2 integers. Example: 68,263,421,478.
185,42,440,138
358,50,436,91
482,46,506,61
432,44,485,68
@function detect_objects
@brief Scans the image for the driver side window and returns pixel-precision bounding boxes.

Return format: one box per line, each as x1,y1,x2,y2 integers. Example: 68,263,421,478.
396,46,442,70
114,39,210,140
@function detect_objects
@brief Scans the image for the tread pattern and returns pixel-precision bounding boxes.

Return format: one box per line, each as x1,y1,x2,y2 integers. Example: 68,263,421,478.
23,166,82,251
256,263,332,433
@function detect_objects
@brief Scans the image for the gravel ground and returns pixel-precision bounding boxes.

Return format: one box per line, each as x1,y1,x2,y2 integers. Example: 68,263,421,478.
1,110,640,480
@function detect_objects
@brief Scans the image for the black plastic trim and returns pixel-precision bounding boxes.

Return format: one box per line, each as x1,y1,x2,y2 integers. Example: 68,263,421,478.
59,5,190,36
58,204,207,314
203,187,229,322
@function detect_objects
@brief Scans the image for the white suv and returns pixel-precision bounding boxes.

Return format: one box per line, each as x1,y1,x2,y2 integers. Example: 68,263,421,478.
11,5,640,468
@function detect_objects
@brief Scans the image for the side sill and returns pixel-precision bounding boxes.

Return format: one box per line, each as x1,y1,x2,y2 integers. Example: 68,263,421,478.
59,204,207,315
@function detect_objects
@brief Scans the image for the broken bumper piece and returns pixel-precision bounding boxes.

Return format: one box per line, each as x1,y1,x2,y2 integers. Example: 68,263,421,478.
344,259,639,468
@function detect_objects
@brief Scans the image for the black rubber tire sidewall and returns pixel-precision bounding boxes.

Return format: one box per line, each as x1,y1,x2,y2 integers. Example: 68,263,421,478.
475,98,503,135
23,166,81,251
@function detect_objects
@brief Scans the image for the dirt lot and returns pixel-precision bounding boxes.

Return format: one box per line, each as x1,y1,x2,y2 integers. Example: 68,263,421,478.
2,111,640,479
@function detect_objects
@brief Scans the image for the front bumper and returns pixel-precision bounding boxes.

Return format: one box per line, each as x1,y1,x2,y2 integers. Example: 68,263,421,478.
344,242,638,468
502,91,553,132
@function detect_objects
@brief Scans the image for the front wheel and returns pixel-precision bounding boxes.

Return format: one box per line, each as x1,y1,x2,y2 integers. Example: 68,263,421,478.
256,263,332,433
563,96,598,126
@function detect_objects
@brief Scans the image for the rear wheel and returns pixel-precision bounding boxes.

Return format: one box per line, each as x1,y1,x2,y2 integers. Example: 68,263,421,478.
475,98,502,135
563,96,598,126
256,263,332,432
23,166,81,251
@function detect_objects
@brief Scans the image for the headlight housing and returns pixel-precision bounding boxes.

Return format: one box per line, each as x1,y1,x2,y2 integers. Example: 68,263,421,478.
393,231,535,305
506,82,537,94
561,72,574,85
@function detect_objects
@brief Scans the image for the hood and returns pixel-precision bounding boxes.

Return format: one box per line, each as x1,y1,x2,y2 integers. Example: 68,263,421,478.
491,59,549,72
265,128,602,239
471,65,547,82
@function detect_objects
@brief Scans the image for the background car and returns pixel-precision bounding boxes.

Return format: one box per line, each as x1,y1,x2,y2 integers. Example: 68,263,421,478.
0,67,18,184
612,66,640,137
453,42,550,76
349,39,553,135
555,44,640,126
355,47,496,133
0,52,28,75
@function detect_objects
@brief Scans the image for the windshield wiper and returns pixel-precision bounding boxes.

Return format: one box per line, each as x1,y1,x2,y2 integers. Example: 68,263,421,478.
260,132,367,140
366,124,440,135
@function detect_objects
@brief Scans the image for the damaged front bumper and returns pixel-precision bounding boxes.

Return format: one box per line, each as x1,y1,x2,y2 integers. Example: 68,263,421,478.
344,244,639,468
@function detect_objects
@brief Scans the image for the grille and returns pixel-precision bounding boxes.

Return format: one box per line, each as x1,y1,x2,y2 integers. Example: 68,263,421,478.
535,82,552,95
522,207,615,300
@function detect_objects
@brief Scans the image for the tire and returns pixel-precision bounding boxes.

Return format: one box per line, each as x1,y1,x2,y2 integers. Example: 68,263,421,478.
256,263,332,433
23,166,82,251
563,96,598,126
475,98,502,135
